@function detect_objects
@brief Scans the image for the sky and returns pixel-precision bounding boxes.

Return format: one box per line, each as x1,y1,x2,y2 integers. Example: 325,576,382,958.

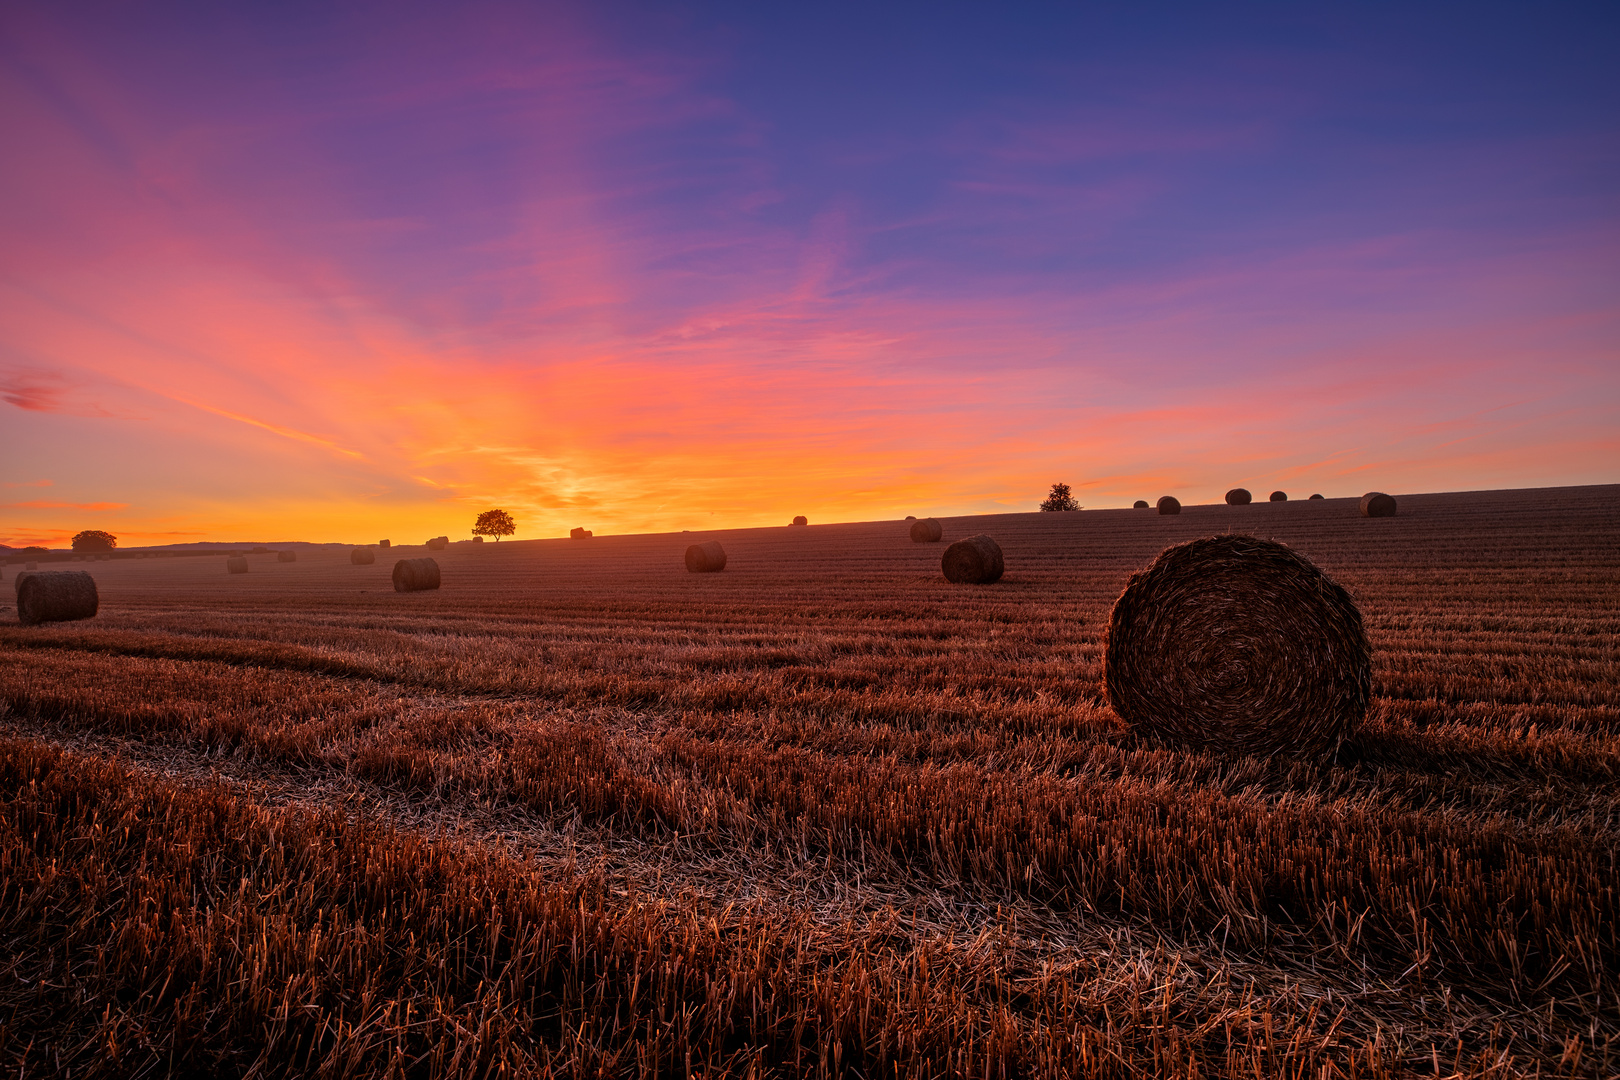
1,1,1616,546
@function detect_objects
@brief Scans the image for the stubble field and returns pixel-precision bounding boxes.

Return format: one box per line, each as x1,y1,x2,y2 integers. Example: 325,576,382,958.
0,485,1616,1078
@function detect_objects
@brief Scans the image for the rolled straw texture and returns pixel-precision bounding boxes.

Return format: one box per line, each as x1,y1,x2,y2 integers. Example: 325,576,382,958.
685,541,727,573
226,557,249,575
350,547,375,565
393,558,441,592
426,537,448,551
1104,535,1369,757
1133,500,1149,509
277,550,297,562
1157,496,1181,515
12,571,35,596
1360,492,1397,518
1270,491,1288,502
1309,494,1324,500
18,570,98,626
1225,488,1251,505
909,518,943,543
791,516,807,526
941,534,1004,584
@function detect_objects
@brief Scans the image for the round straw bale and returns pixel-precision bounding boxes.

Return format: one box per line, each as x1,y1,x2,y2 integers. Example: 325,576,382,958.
685,541,727,573
25,562,37,570
941,534,1004,584
905,515,916,521
12,571,34,595
379,539,390,548
1269,490,1287,502
18,570,98,626
1309,493,1324,500
426,536,448,551
350,547,375,565
1157,496,1180,515
909,517,943,542
1360,492,1397,518
792,515,807,526
277,550,297,562
226,556,248,574
570,527,590,539
393,557,441,592
1133,500,1149,509
1104,535,1368,757
1225,488,1251,505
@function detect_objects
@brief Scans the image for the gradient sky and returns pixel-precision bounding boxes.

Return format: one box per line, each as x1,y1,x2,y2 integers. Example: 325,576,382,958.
2,2,1616,546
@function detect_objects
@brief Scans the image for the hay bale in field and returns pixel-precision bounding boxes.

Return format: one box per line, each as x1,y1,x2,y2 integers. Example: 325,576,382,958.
226,556,249,574
570,527,592,539
17,570,98,626
250,546,270,555
277,550,297,563
1133,500,1149,509
379,539,390,548
905,515,916,521
1360,492,1397,518
1157,496,1180,515
1225,488,1252,505
350,547,375,565
393,557,441,592
791,515,807,526
909,517,943,543
1104,534,1368,757
1270,490,1287,502
684,541,726,573
941,534,1004,584
426,536,448,551
1309,493,1324,500
25,562,37,571
12,571,34,595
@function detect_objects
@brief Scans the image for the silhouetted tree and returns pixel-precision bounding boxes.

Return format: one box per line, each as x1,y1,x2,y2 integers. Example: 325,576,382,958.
71,530,117,552
473,509,516,541
1039,483,1079,512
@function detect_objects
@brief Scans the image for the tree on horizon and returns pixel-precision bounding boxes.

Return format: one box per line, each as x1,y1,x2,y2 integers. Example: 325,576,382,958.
71,530,117,551
1039,483,1079,512
473,509,516,541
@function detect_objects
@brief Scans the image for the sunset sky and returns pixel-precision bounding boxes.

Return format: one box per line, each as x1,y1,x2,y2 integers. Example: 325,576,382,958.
2,2,1616,546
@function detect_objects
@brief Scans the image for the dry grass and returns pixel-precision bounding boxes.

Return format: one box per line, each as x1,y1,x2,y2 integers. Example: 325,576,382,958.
0,484,1616,1077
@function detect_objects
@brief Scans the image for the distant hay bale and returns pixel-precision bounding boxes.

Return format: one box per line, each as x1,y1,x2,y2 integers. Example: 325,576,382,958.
1157,496,1181,515
685,541,726,573
1225,488,1252,505
17,571,98,626
350,547,375,565
426,536,448,551
25,562,37,571
1133,500,1149,509
1270,490,1287,502
226,556,249,574
941,534,1004,584
1309,494,1324,500
570,527,592,539
791,516,807,526
250,546,270,555
277,550,297,563
1360,492,1397,518
379,539,391,548
1104,534,1369,757
905,515,916,521
909,518,943,543
393,557,441,592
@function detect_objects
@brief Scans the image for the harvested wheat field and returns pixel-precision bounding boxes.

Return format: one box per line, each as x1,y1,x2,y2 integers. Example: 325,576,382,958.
0,485,1616,1078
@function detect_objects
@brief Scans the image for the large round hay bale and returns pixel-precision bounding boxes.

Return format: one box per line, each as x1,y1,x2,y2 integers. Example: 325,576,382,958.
791,515,807,526
1269,490,1287,502
909,517,943,542
426,536,448,551
1225,488,1251,505
1360,492,1397,518
17,570,98,626
226,556,249,574
12,570,34,595
277,550,297,562
1309,493,1324,500
1157,496,1180,515
941,534,1004,584
393,557,441,592
1104,535,1368,757
350,547,375,565
905,515,916,521
379,539,391,548
1133,500,1149,509
685,541,727,573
